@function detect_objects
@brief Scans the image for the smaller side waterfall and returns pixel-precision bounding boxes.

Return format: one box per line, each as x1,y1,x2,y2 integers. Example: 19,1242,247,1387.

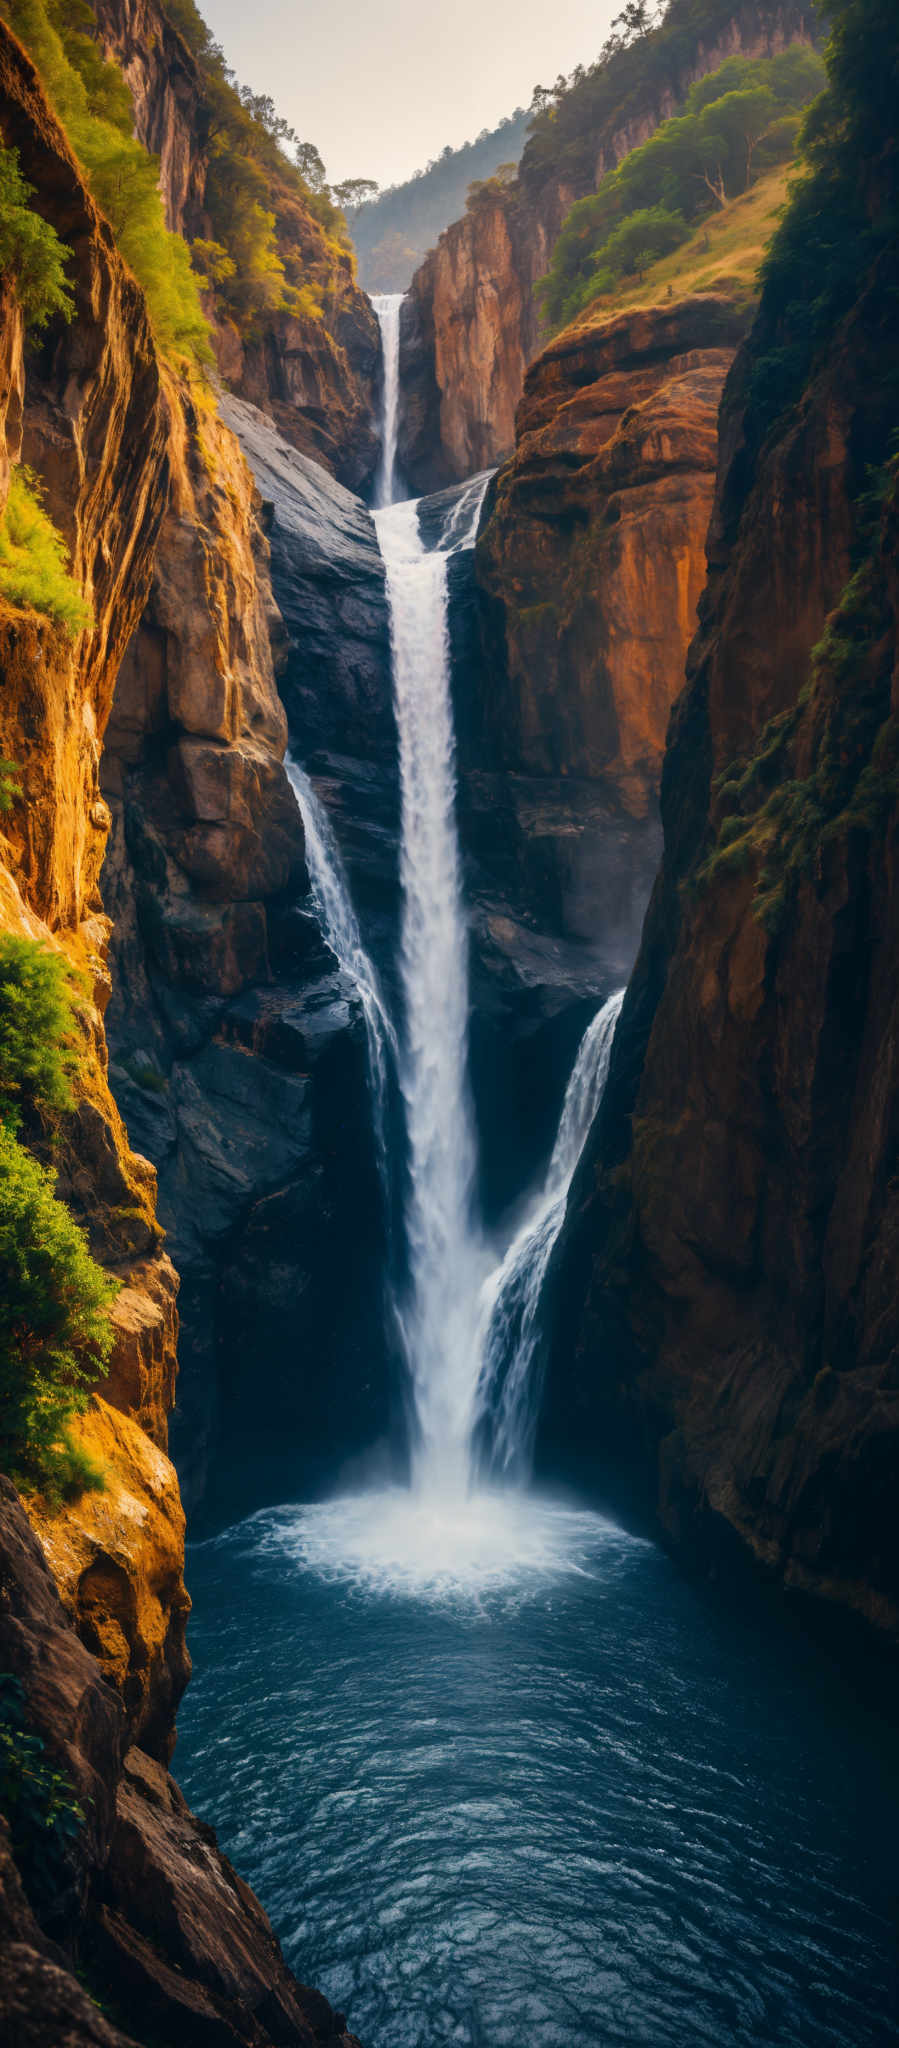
477,988,626,1477
372,293,404,508
285,757,396,1185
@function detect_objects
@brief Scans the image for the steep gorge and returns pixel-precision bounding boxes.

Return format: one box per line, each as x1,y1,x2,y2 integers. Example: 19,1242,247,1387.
2,0,898,2038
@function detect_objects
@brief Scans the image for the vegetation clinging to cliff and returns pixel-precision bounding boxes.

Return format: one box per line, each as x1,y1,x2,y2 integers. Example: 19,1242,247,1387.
0,937,115,1499
0,1124,115,1497
153,0,356,331
0,468,91,633
522,0,812,197
0,936,79,1127
0,1674,86,1913
0,0,210,359
0,139,72,323
699,530,898,928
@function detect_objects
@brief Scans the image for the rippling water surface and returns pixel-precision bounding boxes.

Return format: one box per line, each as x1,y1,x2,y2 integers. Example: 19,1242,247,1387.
177,1491,898,2048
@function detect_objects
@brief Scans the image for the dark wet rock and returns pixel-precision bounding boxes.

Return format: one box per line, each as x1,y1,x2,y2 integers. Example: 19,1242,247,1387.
219,395,392,763
222,394,399,972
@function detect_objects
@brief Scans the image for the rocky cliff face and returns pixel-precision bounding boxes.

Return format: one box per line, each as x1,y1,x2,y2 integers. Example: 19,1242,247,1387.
0,23,367,2038
92,0,381,493
542,82,899,1646
399,0,814,492
0,18,186,1763
0,1482,360,2048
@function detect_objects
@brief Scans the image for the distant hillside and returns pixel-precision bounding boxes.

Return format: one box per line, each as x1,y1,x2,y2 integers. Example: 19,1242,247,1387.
348,109,531,292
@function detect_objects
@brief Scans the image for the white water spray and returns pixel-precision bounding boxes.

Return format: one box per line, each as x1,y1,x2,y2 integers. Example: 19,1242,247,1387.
476,988,626,1478
372,293,404,508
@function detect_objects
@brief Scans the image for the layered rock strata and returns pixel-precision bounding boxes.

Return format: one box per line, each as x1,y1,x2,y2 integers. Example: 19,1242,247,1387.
0,1481,360,2048
0,17,186,1758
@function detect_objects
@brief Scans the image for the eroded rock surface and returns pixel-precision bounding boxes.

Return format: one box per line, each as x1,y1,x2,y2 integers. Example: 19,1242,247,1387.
0,25,370,2039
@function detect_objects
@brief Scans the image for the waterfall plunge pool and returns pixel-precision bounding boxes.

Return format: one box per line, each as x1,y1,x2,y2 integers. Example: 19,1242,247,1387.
176,1489,899,2048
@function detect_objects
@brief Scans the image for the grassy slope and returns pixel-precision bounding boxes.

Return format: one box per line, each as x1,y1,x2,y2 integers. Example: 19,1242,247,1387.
563,166,788,333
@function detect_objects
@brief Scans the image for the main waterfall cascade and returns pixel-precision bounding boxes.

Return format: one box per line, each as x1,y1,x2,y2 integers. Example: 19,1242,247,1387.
281,292,624,1569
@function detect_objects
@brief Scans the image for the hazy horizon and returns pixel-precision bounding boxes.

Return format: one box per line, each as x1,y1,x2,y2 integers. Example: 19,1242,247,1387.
198,0,619,190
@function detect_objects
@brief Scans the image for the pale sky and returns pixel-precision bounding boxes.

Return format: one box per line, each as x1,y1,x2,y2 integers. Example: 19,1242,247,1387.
199,0,620,190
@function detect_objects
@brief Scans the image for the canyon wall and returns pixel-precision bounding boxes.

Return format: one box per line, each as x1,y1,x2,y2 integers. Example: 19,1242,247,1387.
398,0,814,493
542,43,899,1647
0,23,364,2039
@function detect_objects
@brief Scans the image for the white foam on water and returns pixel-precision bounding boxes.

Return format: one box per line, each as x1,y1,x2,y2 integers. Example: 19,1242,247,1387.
251,1488,636,1604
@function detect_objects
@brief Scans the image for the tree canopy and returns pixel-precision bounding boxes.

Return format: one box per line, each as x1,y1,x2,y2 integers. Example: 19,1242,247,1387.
538,45,824,329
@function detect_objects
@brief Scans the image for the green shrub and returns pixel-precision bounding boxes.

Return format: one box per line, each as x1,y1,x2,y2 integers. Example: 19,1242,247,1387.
0,141,73,326
0,1121,116,1492
0,466,91,634
0,759,21,813
0,933,81,1128
0,1672,86,1912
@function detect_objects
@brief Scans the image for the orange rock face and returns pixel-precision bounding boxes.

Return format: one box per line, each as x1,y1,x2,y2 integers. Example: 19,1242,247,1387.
475,298,748,818
400,192,545,489
27,1397,190,1760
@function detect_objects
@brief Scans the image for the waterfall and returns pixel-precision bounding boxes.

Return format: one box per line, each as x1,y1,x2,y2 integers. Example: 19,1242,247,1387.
285,756,396,1187
372,293,404,508
475,988,626,1478
282,294,624,1517
375,496,488,1495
